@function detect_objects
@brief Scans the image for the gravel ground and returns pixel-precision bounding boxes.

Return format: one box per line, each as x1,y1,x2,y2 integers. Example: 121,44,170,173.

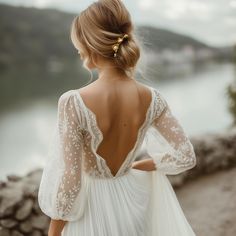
176,167,236,236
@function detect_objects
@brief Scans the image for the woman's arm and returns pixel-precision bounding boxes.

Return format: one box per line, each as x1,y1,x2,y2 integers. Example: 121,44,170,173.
131,158,156,171
48,219,67,236
145,90,196,175
38,92,85,233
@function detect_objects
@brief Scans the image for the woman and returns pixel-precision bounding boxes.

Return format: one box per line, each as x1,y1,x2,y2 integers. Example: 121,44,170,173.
38,0,197,235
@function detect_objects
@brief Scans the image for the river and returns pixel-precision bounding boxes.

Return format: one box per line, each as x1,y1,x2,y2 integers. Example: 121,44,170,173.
0,62,234,180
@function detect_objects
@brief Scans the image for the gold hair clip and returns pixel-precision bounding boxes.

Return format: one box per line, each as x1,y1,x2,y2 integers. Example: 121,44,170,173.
112,33,129,57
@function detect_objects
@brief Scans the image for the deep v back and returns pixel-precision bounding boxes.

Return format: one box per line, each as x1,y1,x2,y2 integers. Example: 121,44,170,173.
75,84,154,178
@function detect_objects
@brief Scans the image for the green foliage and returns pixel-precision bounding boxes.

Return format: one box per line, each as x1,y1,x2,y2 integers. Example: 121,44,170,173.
227,79,236,125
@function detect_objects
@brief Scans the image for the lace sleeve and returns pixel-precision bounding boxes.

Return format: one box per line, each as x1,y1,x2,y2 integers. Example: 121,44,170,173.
38,91,85,221
146,91,196,175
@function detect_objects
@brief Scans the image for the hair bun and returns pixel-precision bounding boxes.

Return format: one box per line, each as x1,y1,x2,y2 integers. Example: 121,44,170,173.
71,0,141,77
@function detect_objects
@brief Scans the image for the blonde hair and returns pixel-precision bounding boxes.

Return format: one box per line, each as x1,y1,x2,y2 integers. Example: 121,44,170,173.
70,0,145,82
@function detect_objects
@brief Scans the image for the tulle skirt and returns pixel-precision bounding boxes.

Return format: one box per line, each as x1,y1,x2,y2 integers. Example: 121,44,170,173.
62,169,196,236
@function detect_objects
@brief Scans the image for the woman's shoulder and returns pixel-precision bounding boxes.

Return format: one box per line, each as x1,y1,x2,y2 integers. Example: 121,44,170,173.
135,81,165,100
138,83,168,119
58,89,75,100
57,90,79,110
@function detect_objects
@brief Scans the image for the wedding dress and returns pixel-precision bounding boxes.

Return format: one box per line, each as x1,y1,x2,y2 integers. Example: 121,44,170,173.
38,85,197,236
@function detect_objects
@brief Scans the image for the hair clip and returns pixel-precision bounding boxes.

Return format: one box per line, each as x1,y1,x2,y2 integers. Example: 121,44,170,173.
112,34,129,57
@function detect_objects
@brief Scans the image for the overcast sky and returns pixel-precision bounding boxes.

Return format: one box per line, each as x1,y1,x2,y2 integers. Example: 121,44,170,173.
1,0,236,47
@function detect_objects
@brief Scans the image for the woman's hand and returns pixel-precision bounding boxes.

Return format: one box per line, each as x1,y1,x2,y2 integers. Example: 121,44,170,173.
48,233,61,236
48,219,67,236
131,158,157,171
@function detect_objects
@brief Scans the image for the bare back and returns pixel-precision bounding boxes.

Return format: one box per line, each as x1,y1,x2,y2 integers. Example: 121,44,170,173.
78,79,152,177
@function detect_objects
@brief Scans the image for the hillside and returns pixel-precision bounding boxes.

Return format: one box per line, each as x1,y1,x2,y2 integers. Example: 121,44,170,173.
0,3,232,71
0,4,76,71
137,25,216,51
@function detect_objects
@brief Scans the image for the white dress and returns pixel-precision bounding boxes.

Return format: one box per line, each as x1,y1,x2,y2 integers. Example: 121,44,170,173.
38,85,197,236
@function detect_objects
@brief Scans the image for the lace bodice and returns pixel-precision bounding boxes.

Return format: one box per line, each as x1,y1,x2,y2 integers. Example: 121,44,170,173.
38,85,196,221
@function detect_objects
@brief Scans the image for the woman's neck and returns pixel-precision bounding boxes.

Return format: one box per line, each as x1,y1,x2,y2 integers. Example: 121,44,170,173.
97,67,132,82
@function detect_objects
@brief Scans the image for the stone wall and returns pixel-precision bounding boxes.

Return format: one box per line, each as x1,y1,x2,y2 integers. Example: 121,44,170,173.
0,170,49,236
0,127,236,235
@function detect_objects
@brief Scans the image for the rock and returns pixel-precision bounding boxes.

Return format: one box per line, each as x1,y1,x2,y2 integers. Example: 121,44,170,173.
1,206,14,218
43,225,49,236
33,202,42,215
0,188,23,218
32,230,43,236
0,227,10,236
0,181,7,188
26,169,42,179
15,199,34,220
11,230,24,236
19,218,33,233
0,219,18,228
6,175,21,182
0,169,48,234
31,215,50,230
168,173,186,188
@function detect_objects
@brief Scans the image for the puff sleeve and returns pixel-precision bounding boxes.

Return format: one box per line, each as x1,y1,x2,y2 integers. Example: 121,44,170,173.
38,91,86,221
146,91,197,175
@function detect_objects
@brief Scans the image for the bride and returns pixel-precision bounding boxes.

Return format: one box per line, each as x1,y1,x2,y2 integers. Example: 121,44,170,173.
38,0,197,235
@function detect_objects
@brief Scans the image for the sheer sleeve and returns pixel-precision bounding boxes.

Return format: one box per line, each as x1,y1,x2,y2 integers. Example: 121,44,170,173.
38,91,86,221
146,91,196,175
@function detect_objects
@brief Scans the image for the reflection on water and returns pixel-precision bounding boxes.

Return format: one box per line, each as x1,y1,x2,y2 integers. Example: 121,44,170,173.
0,99,57,180
154,62,233,135
0,62,234,180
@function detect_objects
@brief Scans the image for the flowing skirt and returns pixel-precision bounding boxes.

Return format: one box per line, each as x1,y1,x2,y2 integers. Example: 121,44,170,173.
62,169,196,236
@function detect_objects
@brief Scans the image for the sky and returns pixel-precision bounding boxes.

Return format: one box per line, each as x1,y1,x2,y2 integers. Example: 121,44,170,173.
1,0,236,47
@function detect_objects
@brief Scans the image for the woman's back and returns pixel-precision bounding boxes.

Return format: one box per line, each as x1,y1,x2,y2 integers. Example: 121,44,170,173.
78,79,152,177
